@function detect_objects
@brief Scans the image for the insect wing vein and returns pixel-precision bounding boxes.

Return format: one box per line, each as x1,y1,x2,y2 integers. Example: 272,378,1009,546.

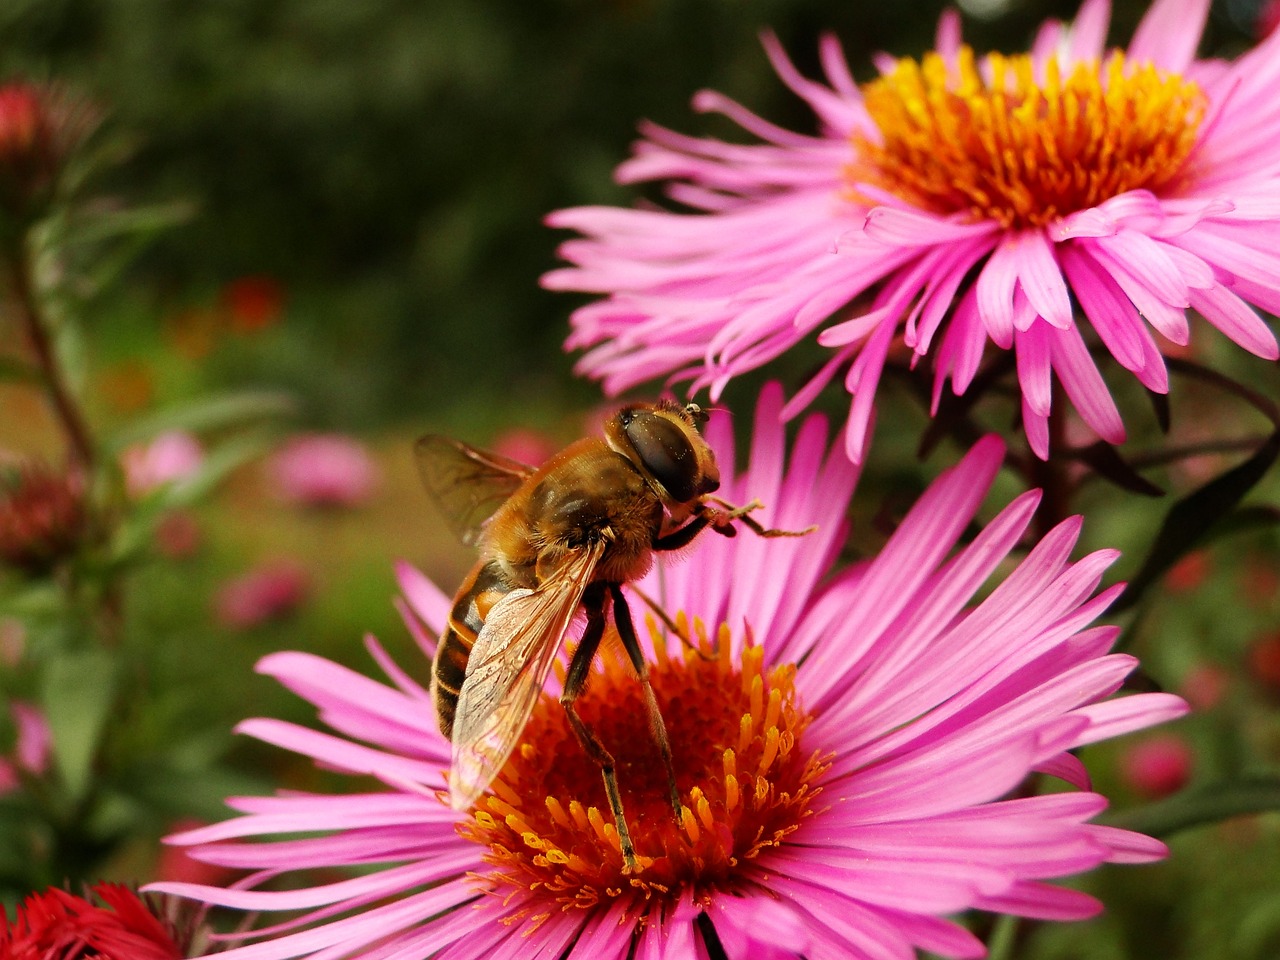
415,435,534,545
448,540,606,809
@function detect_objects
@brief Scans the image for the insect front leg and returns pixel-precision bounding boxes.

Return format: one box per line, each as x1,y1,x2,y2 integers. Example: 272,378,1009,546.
560,583,640,872
610,584,682,823
703,496,817,539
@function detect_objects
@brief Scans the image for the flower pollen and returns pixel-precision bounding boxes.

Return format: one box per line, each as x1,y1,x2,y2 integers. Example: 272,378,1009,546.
460,616,823,922
849,47,1206,228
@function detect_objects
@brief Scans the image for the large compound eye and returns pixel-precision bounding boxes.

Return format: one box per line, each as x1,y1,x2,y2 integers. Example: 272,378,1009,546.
623,411,700,502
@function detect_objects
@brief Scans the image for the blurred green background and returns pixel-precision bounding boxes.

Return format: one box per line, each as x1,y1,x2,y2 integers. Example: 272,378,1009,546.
2,0,1279,957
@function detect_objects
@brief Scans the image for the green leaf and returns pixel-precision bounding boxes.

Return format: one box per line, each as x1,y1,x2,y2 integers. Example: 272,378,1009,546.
62,201,196,248
0,580,64,619
112,759,267,821
1104,776,1280,838
1232,897,1280,958
1075,441,1165,497
1113,430,1280,612
107,390,297,447
985,915,1020,960
109,431,278,565
1206,503,1280,540
1146,388,1171,434
40,650,118,801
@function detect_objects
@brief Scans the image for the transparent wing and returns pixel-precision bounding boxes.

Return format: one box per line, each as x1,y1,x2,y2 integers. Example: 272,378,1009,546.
448,540,605,810
415,434,536,546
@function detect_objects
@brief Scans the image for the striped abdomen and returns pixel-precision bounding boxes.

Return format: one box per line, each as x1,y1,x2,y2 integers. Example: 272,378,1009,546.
431,560,516,738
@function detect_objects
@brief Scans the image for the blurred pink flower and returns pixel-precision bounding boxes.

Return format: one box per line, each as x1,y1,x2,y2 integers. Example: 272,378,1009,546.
268,434,377,509
122,431,204,497
0,700,51,797
154,510,203,559
153,387,1184,959
545,0,1280,461
10,701,50,775
214,560,310,630
1120,734,1193,798
1179,662,1229,712
490,426,557,467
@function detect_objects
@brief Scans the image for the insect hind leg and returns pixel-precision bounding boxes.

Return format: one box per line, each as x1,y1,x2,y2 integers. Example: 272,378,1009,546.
560,583,640,872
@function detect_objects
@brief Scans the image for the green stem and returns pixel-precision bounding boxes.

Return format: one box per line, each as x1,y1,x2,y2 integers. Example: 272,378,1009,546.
6,232,123,647
6,235,97,472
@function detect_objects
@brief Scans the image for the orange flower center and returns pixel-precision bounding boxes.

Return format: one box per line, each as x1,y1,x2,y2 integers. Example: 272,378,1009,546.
458,618,824,928
848,48,1206,229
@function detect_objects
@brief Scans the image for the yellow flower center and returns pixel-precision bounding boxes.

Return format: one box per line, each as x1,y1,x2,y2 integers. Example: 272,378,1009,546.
459,617,824,928
848,48,1206,229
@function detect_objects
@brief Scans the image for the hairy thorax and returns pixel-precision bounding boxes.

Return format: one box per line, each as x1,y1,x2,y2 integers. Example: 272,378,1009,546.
482,438,664,588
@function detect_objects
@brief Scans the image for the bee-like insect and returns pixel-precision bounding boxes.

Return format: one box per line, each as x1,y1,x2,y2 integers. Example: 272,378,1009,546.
417,400,811,870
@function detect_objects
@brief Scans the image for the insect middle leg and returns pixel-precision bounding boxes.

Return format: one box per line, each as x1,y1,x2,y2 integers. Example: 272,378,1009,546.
560,583,640,872
610,584,683,821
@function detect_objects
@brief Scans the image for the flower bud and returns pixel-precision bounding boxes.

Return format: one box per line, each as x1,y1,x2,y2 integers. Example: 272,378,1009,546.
0,82,94,227
0,460,86,575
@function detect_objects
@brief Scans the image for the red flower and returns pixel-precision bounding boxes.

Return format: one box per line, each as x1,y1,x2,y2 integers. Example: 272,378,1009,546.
221,275,285,333
0,883,182,960
0,461,86,575
0,82,95,224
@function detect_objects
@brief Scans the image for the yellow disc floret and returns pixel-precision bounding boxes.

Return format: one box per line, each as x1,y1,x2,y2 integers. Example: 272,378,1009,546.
848,47,1206,229
458,616,824,929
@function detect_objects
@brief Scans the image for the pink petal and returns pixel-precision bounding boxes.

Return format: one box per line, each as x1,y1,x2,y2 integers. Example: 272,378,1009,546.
975,882,1102,921
1089,825,1169,864
1036,752,1092,790
1049,322,1126,444
1060,244,1168,390
1070,692,1190,746
1068,0,1112,65
1022,396,1050,460
1013,230,1073,329
1188,284,1280,359
1015,322,1054,417
861,206,999,247
975,239,1019,348
1126,0,1211,73
395,561,452,636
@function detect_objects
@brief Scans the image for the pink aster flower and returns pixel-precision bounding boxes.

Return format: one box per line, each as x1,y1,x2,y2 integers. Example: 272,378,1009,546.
268,434,378,509
122,431,205,498
0,700,51,795
214,560,310,630
1119,733,1193,799
544,0,1280,461
150,385,1186,959
10,700,50,776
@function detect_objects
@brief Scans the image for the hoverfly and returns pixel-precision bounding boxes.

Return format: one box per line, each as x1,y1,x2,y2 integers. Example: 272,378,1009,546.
417,400,812,871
